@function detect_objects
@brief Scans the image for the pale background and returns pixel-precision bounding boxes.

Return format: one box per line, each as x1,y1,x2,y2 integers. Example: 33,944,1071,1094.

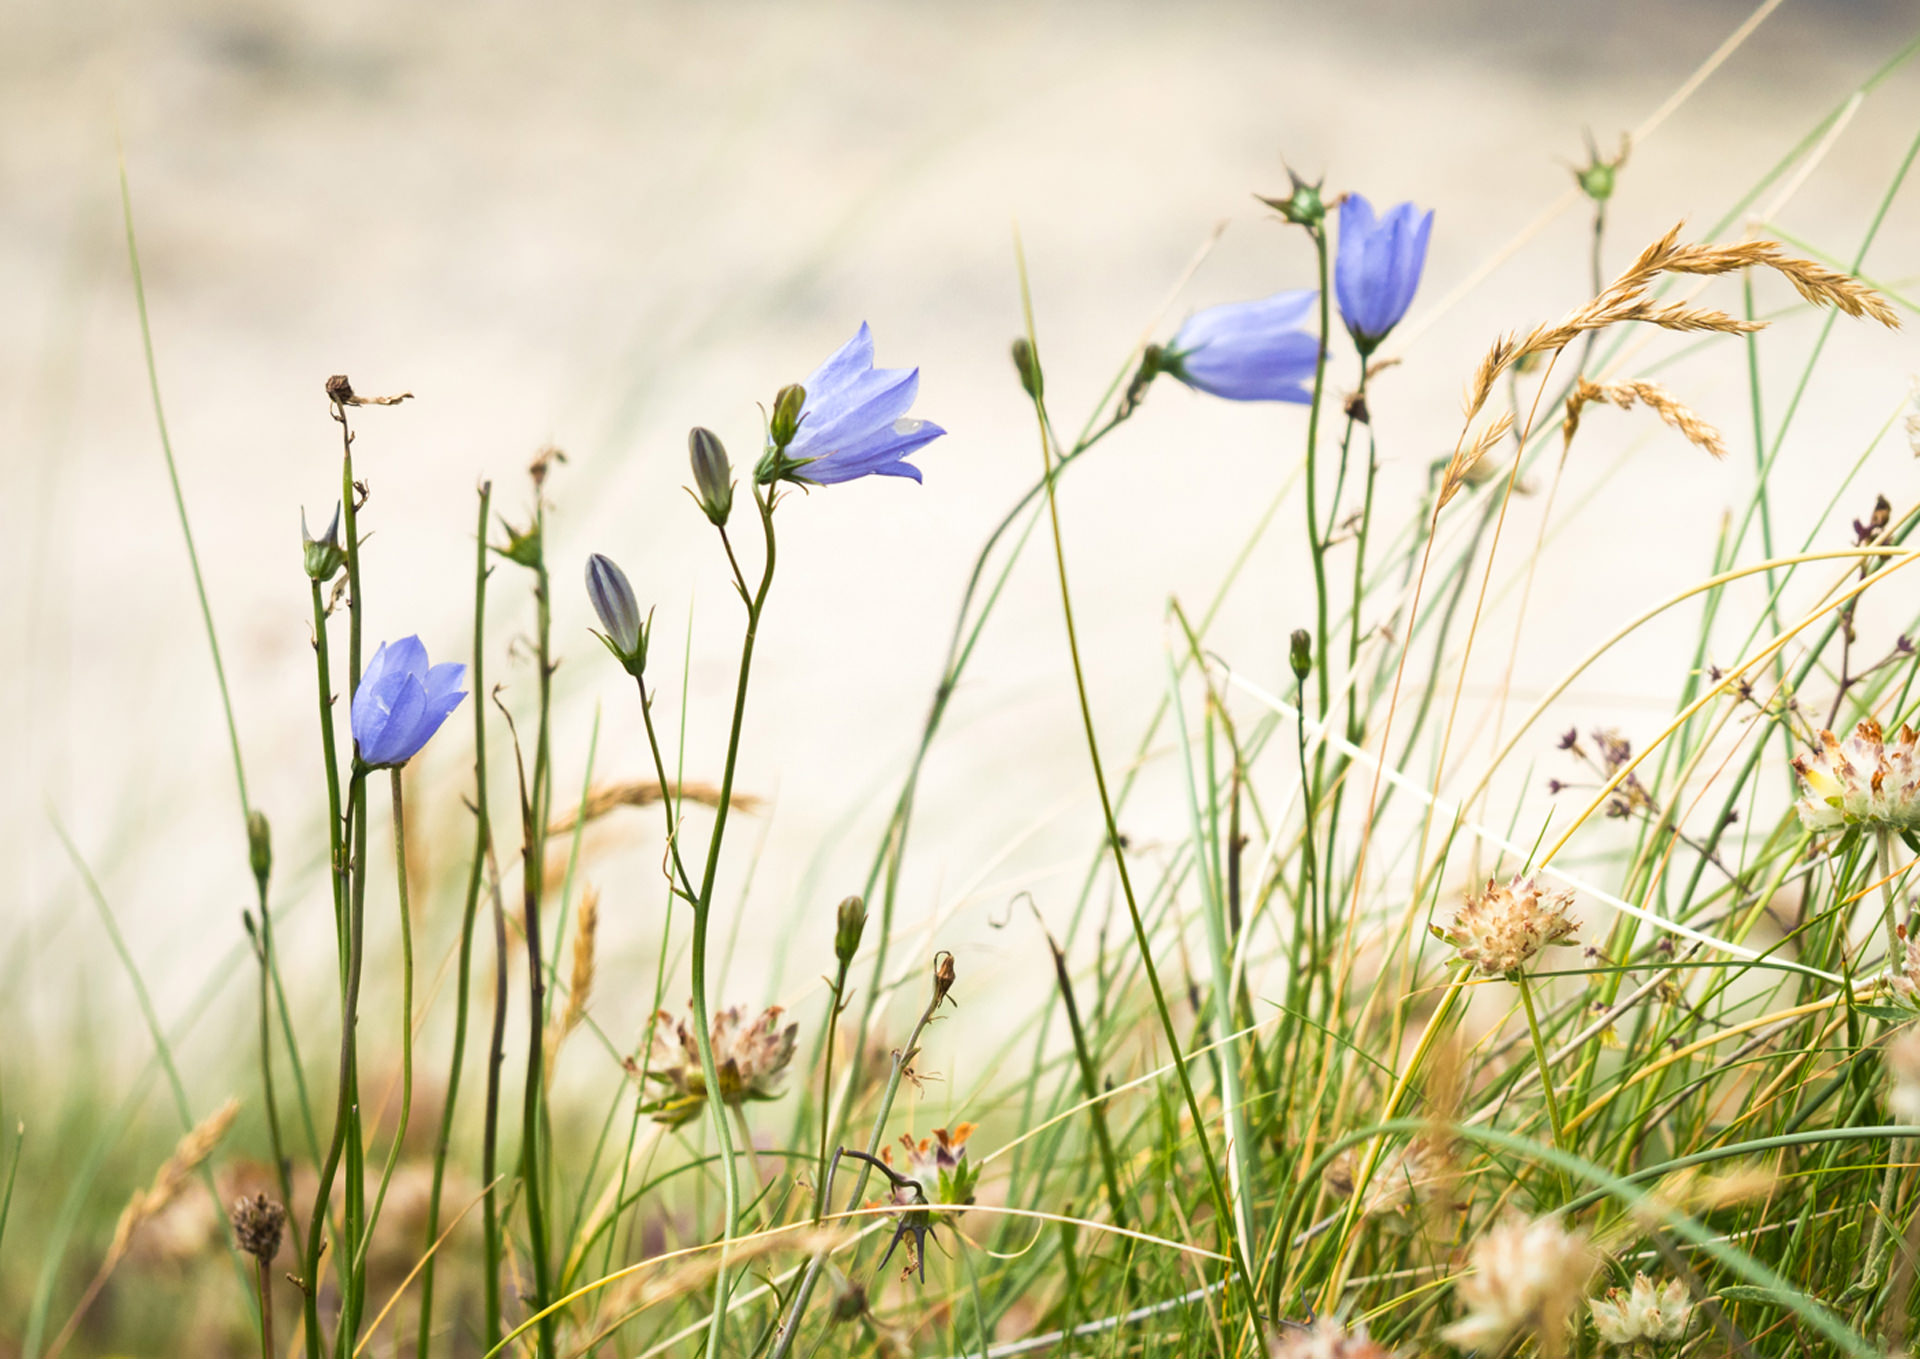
4,1,1917,1096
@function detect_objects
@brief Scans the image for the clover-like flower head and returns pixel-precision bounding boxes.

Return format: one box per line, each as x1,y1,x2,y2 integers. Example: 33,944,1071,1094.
774,323,945,485
1335,194,1433,355
1268,1318,1397,1359
350,637,467,769
1887,1027,1920,1126
1588,1272,1692,1349
1441,1214,1593,1356
1161,289,1320,404
1441,876,1580,979
1792,719,1920,833
643,1004,798,1128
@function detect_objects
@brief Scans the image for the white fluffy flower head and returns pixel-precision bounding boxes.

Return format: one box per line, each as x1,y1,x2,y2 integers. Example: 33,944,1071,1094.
1793,719,1920,833
1442,1214,1593,1356
1588,1272,1691,1348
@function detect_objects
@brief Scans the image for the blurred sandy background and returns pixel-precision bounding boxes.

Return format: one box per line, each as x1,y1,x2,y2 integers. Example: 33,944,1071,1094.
4,1,1917,1074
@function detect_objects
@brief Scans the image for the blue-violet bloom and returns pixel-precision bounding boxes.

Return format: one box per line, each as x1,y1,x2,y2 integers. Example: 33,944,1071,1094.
778,323,945,484
351,636,467,768
1334,194,1433,355
1161,290,1320,403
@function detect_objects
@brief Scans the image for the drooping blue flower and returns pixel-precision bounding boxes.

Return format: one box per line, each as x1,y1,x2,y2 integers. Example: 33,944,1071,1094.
1334,194,1433,355
351,636,467,768
778,323,945,485
1161,289,1320,403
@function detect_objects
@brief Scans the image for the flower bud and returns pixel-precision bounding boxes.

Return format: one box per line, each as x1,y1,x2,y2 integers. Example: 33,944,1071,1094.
1290,629,1313,683
247,810,272,892
834,895,868,965
688,427,734,527
585,553,648,677
302,504,347,582
1010,338,1043,401
1574,131,1630,204
1259,167,1325,229
770,383,807,452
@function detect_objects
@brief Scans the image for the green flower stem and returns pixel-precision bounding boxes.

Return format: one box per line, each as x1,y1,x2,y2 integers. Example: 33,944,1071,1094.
822,402,1135,1166
480,841,510,1352
769,961,954,1359
1302,222,1334,732
1015,296,1263,1346
1516,968,1573,1201
332,394,371,1352
691,486,779,1359
303,765,368,1359
417,480,494,1359
354,771,417,1281
814,953,855,1222
518,504,559,1359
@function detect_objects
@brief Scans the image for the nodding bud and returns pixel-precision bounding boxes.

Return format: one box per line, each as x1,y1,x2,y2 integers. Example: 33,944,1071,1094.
247,810,272,891
688,427,733,527
230,1193,287,1262
302,504,347,582
1289,629,1313,682
932,949,957,1008
834,895,868,965
770,383,807,451
1258,167,1326,229
585,553,648,677
1010,337,1043,401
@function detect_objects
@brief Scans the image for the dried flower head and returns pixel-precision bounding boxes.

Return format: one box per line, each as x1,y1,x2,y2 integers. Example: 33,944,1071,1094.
643,1004,798,1127
1269,1317,1396,1358
1890,924,1920,1007
1588,1272,1692,1348
1887,1028,1920,1125
881,1124,980,1212
1323,1138,1449,1219
1441,1214,1594,1356
872,1124,980,1282
229,1193,286,1262
1793,719,1920,833
1440,876,1581,978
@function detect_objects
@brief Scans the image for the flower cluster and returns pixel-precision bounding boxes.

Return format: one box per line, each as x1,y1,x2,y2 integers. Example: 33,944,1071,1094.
1588,1273,1692,1349
350,636,467,769
1441,1214,1593,1355
640,1005,798,1128
1792,718,1920,833
1440,876,1581,979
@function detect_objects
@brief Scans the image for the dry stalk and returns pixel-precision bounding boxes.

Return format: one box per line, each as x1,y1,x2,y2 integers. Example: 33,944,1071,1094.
547,779,756,836
545,884,599,1082
45,1097,240,1359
